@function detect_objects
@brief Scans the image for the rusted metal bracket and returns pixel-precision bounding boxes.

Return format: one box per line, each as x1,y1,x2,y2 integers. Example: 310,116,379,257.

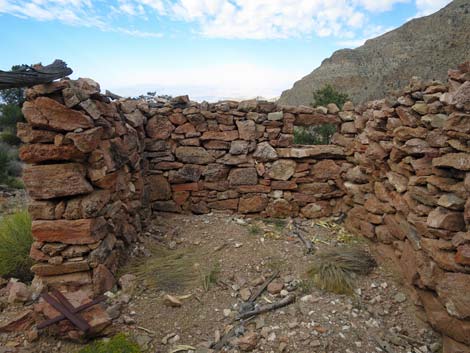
37,290,106,332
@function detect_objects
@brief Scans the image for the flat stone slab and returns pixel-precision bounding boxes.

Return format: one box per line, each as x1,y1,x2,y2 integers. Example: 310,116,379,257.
276,145,345,159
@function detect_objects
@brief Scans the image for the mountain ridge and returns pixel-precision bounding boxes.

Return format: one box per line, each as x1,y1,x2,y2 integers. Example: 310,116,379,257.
278,0,470,106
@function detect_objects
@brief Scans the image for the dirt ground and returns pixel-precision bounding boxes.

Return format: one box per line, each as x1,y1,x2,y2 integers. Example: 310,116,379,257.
2,212,441,353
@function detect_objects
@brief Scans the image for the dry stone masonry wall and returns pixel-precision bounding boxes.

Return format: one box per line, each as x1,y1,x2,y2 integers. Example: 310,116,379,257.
17,62,470,351
19,79,146,298
341,62,470,352
143,96,347,218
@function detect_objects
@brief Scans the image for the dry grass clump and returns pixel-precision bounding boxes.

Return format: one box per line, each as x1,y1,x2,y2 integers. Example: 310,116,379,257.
308,247,376,295
0,210,33,282
125,245,217,292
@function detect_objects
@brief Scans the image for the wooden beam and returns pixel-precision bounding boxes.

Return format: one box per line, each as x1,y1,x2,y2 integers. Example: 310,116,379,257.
37,295,107,329
0,60,72,90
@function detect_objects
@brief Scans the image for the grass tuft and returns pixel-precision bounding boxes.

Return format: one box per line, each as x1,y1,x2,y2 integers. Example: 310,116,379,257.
248,224,262,235
79,333,141,353
0,210,33,282
308,247,376,295
124,245,217,292
201,262,220,292
264,218,287,232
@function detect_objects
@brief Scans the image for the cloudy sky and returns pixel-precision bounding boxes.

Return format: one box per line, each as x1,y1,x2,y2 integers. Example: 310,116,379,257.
0,0,452,101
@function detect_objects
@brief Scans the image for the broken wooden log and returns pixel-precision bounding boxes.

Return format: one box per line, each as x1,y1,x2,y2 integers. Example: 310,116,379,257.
0,60,72,89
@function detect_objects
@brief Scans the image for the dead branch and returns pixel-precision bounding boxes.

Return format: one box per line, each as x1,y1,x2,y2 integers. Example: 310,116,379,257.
248,270,279,303
292,220,315,254
0,60,72,89
236,294,296,320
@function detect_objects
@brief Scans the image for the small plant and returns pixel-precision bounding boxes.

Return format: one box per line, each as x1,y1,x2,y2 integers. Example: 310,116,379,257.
308,247,375,295
5,177,24,189
265,258,285,272
0,210,33,281
298,279,315,294
312,84,349,109
0,142,22,188
0,131,21,146
294,124,337,145
248,224,262,235
264,218,287,232
78,333,142,353
201,262,220,292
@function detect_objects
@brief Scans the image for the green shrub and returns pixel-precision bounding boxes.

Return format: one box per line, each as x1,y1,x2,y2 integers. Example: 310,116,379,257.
6,177,24,189
79,334,142,353
0,131,21,146
7,160,23,178
0,142,22,186
294,124,337,145
0,145,10,182
0,210,33,281
312,84,349,109
0,104,24,130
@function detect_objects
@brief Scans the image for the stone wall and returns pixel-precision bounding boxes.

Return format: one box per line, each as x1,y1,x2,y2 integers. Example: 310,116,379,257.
341,62,470,352
142,98,347,219
17,62,470,351
18,79,146,297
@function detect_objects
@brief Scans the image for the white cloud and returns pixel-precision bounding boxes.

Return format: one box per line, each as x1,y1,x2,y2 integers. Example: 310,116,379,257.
0,0,163,36
355,0,410,12
415,0,451,16
167,0,373,39
0,0,449,41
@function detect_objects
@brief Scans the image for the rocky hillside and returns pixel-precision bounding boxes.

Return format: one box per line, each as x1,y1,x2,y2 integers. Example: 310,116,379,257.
279,0,470,106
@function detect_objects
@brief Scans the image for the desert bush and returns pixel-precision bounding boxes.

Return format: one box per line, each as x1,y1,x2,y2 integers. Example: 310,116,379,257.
0,131,21,146
312,84,349,109
7,159,23,178
308,247,376,295
0,142,23,188
294,124,337,145
6,177,24,189
0,145,10,181
79,333,141,353
0,210,33,281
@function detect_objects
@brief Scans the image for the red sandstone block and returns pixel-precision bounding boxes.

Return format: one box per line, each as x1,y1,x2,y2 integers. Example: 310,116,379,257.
171,183,199,192
271,181,298,190
32,217,108,245
237,185,271,193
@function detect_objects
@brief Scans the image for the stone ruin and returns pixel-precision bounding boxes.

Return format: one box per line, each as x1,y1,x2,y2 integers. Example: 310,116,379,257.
15,62,470,351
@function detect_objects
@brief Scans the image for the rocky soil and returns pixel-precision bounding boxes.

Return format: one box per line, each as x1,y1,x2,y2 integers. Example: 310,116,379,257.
1,212,441,353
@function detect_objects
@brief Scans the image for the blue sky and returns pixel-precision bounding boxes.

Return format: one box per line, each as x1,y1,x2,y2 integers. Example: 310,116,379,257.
0,0,452,101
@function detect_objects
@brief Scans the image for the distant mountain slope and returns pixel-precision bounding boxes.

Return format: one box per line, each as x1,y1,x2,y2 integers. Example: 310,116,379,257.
278,0,470,106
